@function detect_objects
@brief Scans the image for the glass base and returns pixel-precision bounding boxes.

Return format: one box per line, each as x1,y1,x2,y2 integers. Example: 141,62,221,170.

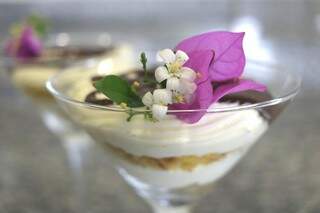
149,201,192,213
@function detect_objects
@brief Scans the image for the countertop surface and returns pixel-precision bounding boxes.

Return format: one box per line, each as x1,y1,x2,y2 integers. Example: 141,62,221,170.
0,1,320,213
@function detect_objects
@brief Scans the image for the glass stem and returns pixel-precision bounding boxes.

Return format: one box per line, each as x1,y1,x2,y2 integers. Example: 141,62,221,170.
40,109,92,212
55,132,92,212
152,206,192,213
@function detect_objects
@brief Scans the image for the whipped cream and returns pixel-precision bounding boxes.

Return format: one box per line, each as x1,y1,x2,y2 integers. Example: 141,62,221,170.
74,101,267,158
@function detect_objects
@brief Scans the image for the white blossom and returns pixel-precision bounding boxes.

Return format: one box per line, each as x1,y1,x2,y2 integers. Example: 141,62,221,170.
151,105,168,120
141,49,199,121
155,66,170,83
156,49,176,63
155,49,197,104
166,77,181,91
180,67,197,82
142,89,172,120
141,91,153,107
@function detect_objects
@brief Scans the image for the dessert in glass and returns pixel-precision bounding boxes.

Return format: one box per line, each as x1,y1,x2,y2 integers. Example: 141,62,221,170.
47,31,300,212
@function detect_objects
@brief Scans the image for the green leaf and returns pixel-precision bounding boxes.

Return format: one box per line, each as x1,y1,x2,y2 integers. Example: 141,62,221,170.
94,75,144,108
26,14,49,38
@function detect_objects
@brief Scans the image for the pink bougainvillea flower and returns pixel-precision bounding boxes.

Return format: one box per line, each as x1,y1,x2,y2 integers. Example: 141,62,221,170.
5,26,42,59
175,31,245,82
169,31,267,123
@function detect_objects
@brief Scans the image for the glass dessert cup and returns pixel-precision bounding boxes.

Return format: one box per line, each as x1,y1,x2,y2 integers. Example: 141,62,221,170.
47,60,300,213
0,32,135,210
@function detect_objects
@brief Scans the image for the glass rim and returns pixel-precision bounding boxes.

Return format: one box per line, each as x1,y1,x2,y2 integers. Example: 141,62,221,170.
46,60,301,113
0,31,113,45
0,31,114,62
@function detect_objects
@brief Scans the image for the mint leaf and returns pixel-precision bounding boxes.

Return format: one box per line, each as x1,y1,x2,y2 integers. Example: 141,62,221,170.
94,75,144,108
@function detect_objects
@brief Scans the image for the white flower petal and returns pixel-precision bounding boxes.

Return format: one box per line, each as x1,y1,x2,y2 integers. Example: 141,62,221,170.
156,49,176,63
180,67,197,82
153,89,172,105
152,104,168,120
175,50,189,64
180,80,197,94
155,66,170,83
142,92,153,107
166,77,181,92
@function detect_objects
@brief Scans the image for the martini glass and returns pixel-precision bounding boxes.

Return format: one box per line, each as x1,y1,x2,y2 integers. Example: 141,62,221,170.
0,32,135,211
46,60,300,213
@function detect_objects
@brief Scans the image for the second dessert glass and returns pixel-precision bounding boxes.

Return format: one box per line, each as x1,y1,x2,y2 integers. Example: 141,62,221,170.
1,32,135,211
47,60,300,213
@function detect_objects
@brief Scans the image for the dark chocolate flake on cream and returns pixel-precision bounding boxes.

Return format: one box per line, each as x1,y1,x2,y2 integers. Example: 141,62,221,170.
221,91,285,122
91,75,104,82
85,91,113,105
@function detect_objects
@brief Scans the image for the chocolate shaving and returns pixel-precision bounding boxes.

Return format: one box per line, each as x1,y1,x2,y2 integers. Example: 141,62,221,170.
221,91,285,122
221,90,272,104
91,75,104,82
85,91,113,105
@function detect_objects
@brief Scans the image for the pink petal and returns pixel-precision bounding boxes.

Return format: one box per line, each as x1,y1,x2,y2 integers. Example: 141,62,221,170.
17,26,42,58
212,79,267,103
183,50,214,84
175,31,246,82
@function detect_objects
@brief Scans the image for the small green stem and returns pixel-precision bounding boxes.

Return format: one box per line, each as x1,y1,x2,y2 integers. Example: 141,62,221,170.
140,52,148,82
144,79,158,85
139,52,159,87
126,108,154,122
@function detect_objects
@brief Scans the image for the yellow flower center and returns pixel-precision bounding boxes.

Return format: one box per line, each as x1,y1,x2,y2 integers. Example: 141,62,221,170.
174,94,185,103
169,61,182,74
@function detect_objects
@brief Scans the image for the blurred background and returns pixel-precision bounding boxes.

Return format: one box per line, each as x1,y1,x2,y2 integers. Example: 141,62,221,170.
0,0,319,212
